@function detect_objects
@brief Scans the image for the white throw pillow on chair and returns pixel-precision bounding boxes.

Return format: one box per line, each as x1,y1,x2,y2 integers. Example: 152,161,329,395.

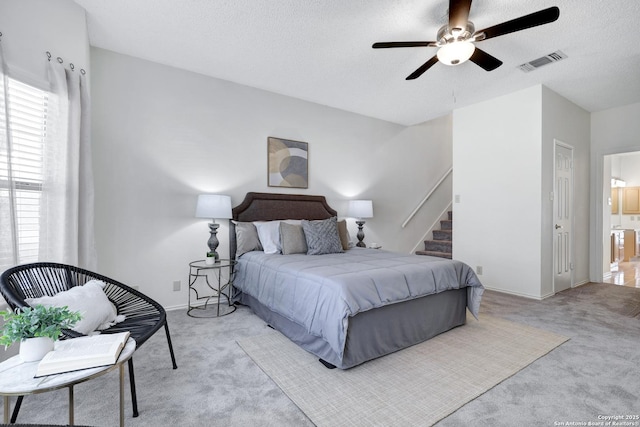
26,279,125,335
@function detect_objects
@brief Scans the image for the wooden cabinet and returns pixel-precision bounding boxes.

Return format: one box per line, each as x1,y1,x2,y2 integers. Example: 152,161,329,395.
623,229,639,261
611,231,624,263
622,187,640,214
612,187,619,214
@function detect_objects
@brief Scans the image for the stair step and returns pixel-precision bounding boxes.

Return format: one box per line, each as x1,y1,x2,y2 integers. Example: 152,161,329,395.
416,250,452,259
423,240,452,253
433,230,452,241
418,211,453,259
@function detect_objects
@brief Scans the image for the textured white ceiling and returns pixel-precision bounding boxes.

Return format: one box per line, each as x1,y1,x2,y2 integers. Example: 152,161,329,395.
74,0,640,126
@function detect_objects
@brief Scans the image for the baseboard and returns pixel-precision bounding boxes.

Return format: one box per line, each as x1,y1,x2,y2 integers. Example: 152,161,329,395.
165,301,223,312
485,278,592,301
165,303,190,312
482,286,547,301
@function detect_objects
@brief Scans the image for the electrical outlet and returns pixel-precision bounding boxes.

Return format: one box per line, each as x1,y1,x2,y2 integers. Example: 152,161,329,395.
454,194,461,203
476,266,483,275
173,280,181,292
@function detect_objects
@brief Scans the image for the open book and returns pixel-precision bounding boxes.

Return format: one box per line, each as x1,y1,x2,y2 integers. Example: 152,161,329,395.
35,331,131,377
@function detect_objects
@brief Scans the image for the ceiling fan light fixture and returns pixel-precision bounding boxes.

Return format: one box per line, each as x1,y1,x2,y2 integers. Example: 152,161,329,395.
373,5,560,78
437,41,475,66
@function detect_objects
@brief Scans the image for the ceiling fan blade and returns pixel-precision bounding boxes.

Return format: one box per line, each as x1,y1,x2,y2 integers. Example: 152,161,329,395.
469,48,503,71
449,0,473,30
406,56,439,80
372,41,437,49
475,6,560,41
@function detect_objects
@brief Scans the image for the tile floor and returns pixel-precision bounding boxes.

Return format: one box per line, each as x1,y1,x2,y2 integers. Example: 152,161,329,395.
603,260,640,287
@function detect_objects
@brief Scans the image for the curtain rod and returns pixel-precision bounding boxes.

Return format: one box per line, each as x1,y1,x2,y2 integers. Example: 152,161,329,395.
46,51,86,75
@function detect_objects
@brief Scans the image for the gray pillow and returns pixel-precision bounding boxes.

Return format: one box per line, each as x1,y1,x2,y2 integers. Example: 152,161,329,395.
302,217,344,255
233,221,263,257
279,222,308,255
337,219,351,251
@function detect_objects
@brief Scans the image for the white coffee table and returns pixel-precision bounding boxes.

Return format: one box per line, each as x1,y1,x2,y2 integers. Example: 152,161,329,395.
0,337,136,426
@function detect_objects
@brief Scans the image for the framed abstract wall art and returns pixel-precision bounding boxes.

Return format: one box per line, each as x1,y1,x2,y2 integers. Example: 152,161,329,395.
267,137,308,188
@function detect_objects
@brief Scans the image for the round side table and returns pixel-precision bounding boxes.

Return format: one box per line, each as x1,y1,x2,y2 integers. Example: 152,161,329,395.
0,337,136,427
187,259,237,317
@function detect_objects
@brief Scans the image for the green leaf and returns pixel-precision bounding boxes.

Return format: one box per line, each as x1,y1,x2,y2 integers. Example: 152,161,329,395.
0,304,82,347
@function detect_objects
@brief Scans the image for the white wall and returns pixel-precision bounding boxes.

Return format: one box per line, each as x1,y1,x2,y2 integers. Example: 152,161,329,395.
0,0,88,89
540,86,591,293
590,102,640,281
453,86,542,298
90,47,452,309
617,154,640,187
453,85,590,299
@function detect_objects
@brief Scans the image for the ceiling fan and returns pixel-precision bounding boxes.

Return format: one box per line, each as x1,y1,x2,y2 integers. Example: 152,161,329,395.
372,0,560,80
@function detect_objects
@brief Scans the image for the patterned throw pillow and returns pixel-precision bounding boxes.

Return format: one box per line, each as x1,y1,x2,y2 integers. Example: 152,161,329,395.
302,217,344,255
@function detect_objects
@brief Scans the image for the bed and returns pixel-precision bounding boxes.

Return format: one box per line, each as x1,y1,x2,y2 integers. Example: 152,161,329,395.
230,192,484,369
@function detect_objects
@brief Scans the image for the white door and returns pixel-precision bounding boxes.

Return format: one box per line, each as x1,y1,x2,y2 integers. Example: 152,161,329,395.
553,141,574,293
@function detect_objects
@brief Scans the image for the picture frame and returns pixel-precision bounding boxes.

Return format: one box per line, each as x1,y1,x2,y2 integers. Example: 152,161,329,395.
267,137,308,188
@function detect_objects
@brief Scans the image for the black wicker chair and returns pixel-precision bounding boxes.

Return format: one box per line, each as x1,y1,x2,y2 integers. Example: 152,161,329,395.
0,262,178,422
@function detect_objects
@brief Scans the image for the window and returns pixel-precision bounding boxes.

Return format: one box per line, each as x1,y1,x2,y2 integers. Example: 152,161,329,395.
0,78,48,267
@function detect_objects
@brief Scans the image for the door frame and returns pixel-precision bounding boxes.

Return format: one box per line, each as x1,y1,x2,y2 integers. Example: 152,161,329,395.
553,139,575,293
592,145,640,283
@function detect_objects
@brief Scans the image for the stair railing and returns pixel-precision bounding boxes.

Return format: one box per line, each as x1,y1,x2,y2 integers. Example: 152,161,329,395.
402,167,453,228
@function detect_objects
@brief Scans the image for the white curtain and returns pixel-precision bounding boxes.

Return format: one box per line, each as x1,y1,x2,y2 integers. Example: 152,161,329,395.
0,42,19,270
38,59,97,270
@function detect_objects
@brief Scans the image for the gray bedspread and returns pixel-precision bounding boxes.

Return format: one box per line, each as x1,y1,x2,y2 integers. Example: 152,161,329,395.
234,248,484,361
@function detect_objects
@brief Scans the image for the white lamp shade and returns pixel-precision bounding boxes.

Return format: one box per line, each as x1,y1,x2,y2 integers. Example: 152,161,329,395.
437,41,475,66
347,200,373,219
195,194,232,220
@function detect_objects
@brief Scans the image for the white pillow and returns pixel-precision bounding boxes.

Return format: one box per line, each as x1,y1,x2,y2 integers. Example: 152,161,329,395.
254,220,303,254
254,221,282,254
26,280,125,335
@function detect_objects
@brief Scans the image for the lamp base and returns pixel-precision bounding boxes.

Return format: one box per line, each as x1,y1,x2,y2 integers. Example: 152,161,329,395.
355,220,366,248
207,222,221,259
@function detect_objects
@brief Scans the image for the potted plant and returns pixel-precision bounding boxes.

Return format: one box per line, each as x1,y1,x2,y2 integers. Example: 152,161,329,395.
205,251,217,265
0,304,82,362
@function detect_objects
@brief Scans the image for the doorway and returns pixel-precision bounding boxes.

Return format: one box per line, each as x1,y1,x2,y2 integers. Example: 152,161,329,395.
553,140,574,293
602,151,640,287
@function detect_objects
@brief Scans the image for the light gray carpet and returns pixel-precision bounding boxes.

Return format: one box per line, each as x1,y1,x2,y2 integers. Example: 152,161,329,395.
238,314,568,427
2,282,640,426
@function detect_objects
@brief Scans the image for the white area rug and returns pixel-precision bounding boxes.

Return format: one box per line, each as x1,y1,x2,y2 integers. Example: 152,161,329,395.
237,314,569,427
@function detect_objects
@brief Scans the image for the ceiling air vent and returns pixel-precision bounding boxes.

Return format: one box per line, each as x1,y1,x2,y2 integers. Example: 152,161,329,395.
518,50,567,72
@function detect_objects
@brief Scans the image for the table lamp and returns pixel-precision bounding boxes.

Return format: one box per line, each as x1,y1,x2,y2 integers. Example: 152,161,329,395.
347,200,373,248
195,194,232,262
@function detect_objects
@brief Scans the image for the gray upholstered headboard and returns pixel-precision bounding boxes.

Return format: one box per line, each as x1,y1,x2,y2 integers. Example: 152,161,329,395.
229,192,337,260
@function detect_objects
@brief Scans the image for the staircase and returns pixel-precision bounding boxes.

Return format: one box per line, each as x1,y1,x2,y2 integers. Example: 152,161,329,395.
416,211,452,259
